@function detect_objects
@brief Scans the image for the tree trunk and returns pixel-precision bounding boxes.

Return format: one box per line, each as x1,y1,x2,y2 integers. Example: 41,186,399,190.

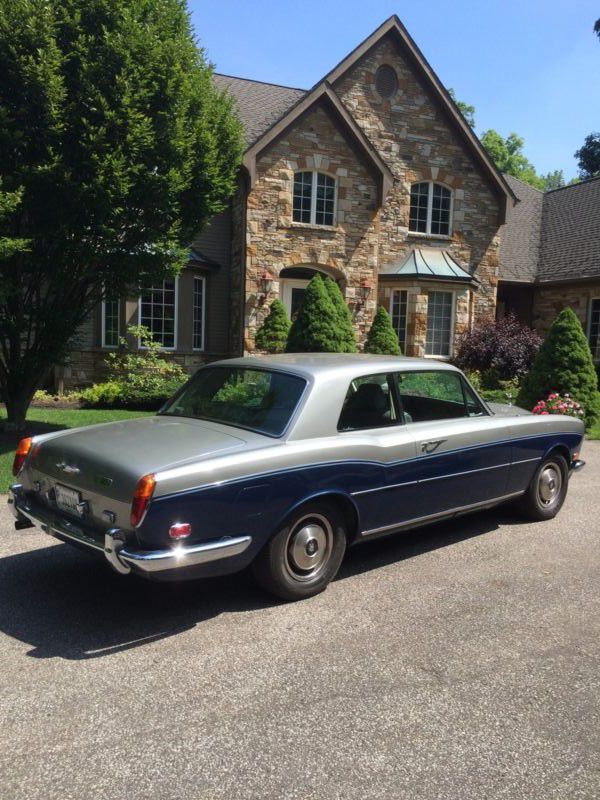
3,389,34,433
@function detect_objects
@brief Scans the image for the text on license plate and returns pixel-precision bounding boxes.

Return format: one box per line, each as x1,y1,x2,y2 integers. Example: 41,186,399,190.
55,483,82,512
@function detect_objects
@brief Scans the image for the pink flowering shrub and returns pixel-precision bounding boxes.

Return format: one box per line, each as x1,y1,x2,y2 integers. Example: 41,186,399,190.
532,392,585,418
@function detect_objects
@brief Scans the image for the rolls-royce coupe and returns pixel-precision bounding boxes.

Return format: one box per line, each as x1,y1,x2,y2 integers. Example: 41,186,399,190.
9,355,585,600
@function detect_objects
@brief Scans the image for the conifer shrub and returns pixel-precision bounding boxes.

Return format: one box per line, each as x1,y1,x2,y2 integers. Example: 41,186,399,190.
324,277,358,353
517,307,600,425
286,274,352,353
255,299,291,353
364,307,401,355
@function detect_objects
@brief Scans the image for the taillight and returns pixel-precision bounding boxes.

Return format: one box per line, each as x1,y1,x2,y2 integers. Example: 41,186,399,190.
12,437,33,476
169,522,191,540
130,473,156,528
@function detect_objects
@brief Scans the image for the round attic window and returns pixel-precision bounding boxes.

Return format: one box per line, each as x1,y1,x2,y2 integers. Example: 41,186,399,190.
375,65,398,99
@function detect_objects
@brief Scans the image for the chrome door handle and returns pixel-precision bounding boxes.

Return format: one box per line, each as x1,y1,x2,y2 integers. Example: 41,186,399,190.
420,439,446,454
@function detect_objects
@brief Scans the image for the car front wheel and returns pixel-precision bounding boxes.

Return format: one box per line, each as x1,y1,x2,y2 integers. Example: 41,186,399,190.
252,501,347,601
519,453,568,521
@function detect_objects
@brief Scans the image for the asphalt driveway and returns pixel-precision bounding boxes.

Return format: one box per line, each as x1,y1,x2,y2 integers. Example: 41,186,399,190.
0,444,598,800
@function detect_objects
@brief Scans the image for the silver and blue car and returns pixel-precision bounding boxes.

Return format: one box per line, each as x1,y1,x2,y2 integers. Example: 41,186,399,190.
9,354,585,600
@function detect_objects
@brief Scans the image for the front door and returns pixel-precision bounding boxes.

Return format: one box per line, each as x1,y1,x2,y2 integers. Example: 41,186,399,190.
280,279,309,320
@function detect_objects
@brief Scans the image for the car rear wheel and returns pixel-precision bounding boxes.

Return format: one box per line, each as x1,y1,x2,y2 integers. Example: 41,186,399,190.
252,501,347,601
518,454,568,521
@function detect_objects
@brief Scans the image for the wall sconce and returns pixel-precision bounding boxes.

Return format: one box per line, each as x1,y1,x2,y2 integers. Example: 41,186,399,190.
356,278,372,310
259,270,274,304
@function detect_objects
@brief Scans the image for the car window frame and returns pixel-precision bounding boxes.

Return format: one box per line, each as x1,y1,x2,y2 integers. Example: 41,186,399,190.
337,371,405,433
392,368,490,424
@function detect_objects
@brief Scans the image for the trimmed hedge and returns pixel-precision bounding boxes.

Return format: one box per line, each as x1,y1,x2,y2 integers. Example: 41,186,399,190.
255,299,291,353
364,307,401,355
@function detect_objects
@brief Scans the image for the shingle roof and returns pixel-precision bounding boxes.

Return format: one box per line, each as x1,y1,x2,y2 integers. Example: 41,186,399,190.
213,74,306,146
538,176,600,282
499,175,544,282
500,174,600,284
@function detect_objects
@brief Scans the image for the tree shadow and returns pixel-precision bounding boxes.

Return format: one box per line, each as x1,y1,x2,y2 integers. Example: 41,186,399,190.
0,421,69,457
0,505,525,662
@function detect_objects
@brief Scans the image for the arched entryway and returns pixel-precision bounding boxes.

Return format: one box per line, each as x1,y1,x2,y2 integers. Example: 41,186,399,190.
279,266,345,319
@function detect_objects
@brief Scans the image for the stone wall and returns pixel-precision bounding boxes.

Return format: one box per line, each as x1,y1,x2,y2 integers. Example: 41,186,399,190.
332,34,502,324
532,282,600,337
244,102,381,350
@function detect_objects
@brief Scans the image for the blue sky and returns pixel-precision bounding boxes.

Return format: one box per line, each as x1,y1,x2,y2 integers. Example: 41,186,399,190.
189,0,599,181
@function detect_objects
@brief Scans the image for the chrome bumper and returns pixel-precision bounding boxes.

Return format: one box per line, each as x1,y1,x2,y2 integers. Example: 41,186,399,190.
8,484,252,576
571,459,586,472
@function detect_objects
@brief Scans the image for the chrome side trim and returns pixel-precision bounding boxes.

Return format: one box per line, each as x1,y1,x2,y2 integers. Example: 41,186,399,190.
361,490,525,537
351,457,541,497
351,479,418,497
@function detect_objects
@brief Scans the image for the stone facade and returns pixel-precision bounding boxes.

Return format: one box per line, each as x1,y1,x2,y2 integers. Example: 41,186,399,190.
238,33,504,356
532,282,600,337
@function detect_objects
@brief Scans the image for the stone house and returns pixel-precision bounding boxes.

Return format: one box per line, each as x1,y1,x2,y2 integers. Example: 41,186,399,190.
60,15,600,387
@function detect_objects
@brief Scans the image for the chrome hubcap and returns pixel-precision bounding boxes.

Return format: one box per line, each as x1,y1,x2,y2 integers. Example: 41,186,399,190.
538,463,562,506
285,514,333,582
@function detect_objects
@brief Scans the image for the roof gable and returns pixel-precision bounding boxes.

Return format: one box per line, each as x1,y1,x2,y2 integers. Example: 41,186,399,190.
242,83,393,203
320,16,515,214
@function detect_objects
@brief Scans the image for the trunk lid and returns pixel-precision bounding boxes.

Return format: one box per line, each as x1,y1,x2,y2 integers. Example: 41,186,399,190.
28,416,248,529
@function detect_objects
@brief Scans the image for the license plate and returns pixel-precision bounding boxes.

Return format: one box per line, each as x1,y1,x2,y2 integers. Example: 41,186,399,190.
55,483,82,514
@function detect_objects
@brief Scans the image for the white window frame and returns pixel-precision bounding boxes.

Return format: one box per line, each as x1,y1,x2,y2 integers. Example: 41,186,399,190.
138,277,179,351
587,297,600,361
424,289,456,359
193,275,206,352
101,297,120,349
408,181,454,237
280,278,310,318
389,289,408,352
292,171,337,227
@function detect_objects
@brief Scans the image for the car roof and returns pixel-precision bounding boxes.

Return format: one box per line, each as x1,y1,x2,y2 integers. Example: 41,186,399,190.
211,353,460,381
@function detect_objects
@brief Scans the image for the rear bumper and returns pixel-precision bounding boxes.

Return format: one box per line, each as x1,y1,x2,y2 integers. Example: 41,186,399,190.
570,459,586,473
8,484,252,577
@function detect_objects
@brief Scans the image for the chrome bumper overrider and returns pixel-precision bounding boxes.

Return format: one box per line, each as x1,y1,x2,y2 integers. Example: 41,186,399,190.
8,484,252,576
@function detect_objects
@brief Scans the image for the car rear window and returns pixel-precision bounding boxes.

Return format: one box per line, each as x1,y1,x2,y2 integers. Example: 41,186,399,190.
160,367,306,437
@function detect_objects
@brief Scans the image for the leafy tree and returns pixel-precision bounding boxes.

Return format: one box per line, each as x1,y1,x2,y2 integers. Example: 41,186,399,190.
540,170,565,191
255,299,291,353
595,18,600,40
0,0,243,427
364,307,401,355
575,133,600,179
324,277,357,353
481,130,544,189
517,308,600,426
286,274,347,353
448,88,475,128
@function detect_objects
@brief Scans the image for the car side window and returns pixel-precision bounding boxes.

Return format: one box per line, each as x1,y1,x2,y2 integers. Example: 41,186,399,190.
395,371,470,423
338,373,398,432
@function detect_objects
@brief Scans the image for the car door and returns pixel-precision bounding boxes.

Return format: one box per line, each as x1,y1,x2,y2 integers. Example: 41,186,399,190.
394,369,512,520
336,372,418,535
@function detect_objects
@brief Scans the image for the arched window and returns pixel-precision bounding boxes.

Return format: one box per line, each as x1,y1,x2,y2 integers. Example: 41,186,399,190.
293,171,336,226
409,181,452,236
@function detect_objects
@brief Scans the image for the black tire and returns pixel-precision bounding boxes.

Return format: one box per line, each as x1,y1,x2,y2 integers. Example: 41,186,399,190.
518,453,568,521
252,500,347,601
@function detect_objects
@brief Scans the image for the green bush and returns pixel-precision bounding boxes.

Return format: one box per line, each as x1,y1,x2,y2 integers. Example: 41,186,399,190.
286,274,350,353
364,307,401,355
255,299,291,353
324,277,357,353
81,325,187,410
517,307,600,425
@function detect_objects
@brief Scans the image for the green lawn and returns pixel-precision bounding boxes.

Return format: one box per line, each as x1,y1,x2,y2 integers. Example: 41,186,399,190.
0,407,152,493
587,420,600,440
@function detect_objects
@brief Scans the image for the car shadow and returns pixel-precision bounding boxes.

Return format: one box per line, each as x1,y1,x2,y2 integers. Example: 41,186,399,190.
0,506,525,661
